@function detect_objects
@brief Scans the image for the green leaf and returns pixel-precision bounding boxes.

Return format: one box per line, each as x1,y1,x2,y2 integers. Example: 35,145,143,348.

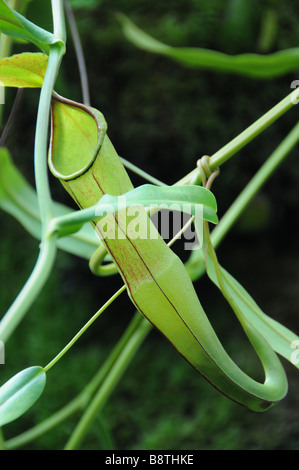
0,52,48,88
0,147,99,259
98,184,219,225
0,147,41,239
221,267,299,368
0,366,46,426
204,245,299,369
117,13,299,78
0,0,64,54
51,183,218,239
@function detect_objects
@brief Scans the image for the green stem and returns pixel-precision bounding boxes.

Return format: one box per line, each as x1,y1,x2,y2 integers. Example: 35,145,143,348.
5,390,88,450
0,0,66,342
185,121,299,279
5,312,146,449
64,316,151,450
120,156,167,187
48,203,98,236
34,50,63,230
44,285,126,373
64,0,90,105
0,236,57,342
177,87,299,186
35,0,66,229
48,159,167,236
52,0,67,44
211,120,299,248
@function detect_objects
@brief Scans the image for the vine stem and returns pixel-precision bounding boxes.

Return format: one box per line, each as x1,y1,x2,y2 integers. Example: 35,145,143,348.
211,120,299,248
45,212,198,374
0,236,57,343
64,316,151,450
185,121,299,278
177,87,299,186
0,1,66,342
5,311,146,449
35,1,66,229
119,156,167,187
44,285,126,373
64,0,90,106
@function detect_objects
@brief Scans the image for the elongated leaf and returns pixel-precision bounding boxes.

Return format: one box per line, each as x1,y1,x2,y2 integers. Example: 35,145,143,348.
0,147,99,259
118,14,299,78
0,52,47,88
52,183,218,239
0,0,63,54
98,184,218,224
222,266,299,368
204,232,299,368
0,366,46,426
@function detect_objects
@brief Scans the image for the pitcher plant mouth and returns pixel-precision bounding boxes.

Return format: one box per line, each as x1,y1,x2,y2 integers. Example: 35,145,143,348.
48,92,107,181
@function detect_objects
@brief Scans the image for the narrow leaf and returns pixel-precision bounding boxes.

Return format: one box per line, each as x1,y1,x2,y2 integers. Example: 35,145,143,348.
222,267,299,368
0,147,99,259
204,238,299,369
98,184,219,224
0,52,48,88
0,0,64,54
118,14,299,78
0,366,46,426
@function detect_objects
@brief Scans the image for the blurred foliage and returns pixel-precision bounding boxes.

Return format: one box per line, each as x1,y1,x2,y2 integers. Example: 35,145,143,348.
1,0,299,450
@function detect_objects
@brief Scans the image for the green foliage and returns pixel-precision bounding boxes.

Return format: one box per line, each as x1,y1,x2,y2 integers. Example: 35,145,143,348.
98,184,218,224
117,13,299,78
0,52,47,87
0,147,99,259
0,0,62,53
0,366,46,427
0,0,299,451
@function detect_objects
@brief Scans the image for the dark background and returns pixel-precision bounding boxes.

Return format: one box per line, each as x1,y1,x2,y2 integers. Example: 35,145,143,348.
0,0,299,449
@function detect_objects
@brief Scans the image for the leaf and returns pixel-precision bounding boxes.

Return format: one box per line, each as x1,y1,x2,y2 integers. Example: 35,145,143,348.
0,0,64,54
0,147,99,259
98,184,219,225
0,366,46,426
221,267,299,368
0,52,48,88
204,237,299,369
117,14,299,78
